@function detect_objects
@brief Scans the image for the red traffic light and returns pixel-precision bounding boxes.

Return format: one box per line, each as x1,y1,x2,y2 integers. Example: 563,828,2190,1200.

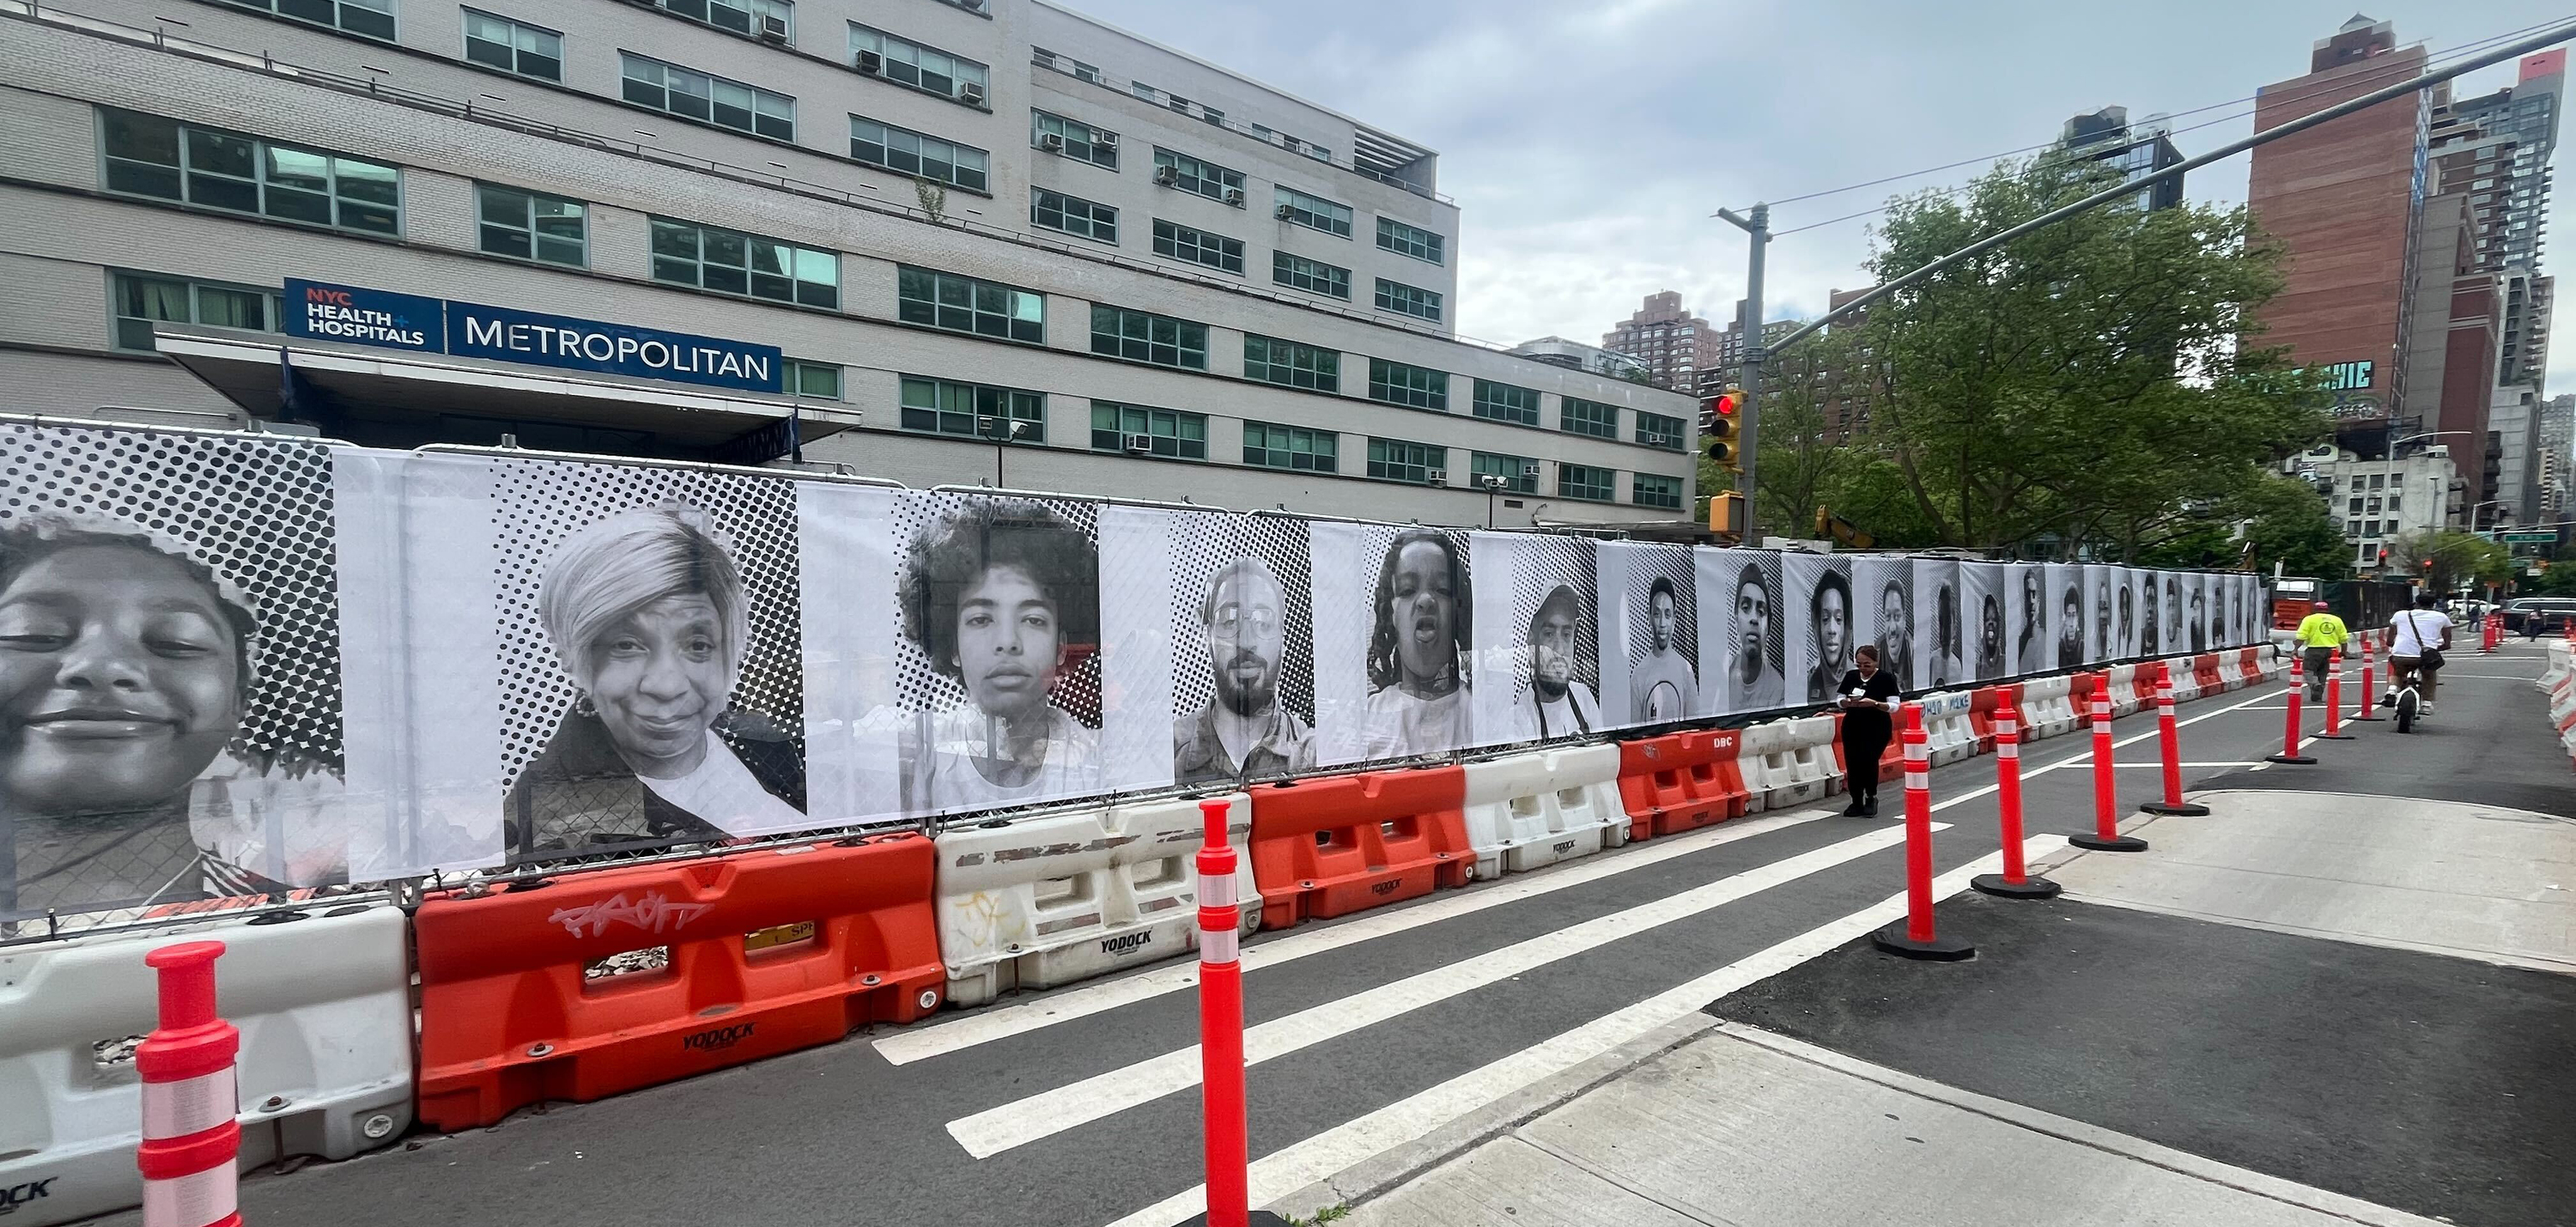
2421,557,2434,571
1702,389,1742,418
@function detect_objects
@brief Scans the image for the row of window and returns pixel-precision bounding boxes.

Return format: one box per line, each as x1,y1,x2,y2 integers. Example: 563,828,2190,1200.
1023,182,1431,312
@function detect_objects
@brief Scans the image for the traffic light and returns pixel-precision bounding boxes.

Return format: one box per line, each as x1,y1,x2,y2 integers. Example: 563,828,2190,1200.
2421,556,2434,574
1702,386,1744,472
1708,489,1745,538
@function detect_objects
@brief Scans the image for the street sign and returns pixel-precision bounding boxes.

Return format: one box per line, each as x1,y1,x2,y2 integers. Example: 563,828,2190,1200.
2502,531,2558,543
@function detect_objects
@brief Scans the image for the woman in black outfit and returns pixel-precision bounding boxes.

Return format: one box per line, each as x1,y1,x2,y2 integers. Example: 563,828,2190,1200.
1837,644,1903,817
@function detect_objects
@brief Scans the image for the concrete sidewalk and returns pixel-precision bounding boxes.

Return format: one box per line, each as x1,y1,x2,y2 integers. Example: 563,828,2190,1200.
1334,781,2576,1227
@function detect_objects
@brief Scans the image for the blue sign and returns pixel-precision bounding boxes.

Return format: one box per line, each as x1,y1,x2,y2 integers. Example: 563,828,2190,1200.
446,301,781,394
283,280,443,352
278,279,784,394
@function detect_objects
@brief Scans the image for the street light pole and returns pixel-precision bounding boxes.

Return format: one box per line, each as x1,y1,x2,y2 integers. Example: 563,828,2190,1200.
1714,203,1768,544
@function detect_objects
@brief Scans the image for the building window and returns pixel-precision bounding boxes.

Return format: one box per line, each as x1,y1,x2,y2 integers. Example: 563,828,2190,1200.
849,24,987,103
1152,148,1243,203
475,184,586,267
785,359,841,399
1562,396,1618,439
1636,410,1685,451
1243,422,1336,473
100,108,402,235
1561,463,1614,501
650,217,838,308
1244,335,1338,391
110,271,276,352
1091,402,1207,459
463,9,561,80
1273,186,1352,237
1471,380,1540,426
2368,474,2385,489
1633,473,1682,509
1367,438,1447,485
850,116,988,191
1031,46,1103,83
659,0,792,39
1369,358,1448,411
1374,278,1443,322
2387,494,2401,512
896,266,1043,343
1153,219,1243,274
1030,188,1117,244
1271,252,1350,300
900,375,1043,440
1031,110,1117,170
1091,305,1207,369
1471,452,1539,495
621,54,795,141
1376,216,1445,264
215,0,393,39
2348,496,2364,515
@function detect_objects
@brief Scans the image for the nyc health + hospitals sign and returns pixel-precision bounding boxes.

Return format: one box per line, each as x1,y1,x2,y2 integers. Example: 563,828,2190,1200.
283,279,783,394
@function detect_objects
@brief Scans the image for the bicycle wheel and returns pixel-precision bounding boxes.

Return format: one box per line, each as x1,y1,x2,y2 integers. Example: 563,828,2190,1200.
2394,689,2417,734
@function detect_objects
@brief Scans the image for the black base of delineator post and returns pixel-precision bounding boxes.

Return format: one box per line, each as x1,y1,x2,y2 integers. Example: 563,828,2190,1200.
2312,730,2354,740
2069,833,2149,852
1871,920,1976,960
2139,800,2210,816
1971,872,2063,899
2264,752,2317,765
1180,1213,1291,1225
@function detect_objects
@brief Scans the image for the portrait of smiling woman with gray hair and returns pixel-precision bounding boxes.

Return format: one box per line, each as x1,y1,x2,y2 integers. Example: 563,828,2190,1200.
507,503,804,861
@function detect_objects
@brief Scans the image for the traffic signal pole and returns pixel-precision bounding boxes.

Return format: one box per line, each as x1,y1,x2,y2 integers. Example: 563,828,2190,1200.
1715,203,1768,544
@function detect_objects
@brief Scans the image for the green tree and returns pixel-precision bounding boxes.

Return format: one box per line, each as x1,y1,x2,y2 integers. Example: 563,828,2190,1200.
2133,473,2351,578
2383,530,2513,593
1838,155,2334,554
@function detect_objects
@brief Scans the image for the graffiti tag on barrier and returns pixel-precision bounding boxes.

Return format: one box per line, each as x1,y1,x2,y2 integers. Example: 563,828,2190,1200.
548,890,713,938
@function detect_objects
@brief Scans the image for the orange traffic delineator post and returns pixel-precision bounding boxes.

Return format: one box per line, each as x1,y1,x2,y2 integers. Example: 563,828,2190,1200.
1178,799,1289,1227
2314,649,2354,740
1971,702,2059,900
1872,705,1975,961
2069,689,2148,853
2351,637,2382,721
2139,662,2210,817
2265,671,2317,765
137,941,241,1227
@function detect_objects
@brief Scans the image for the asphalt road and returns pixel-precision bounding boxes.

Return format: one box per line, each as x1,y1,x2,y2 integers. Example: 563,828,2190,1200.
93,650,2527,1227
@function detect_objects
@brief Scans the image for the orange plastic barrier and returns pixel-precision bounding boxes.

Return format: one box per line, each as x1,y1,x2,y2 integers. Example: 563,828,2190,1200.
1248,767,1472,930
413,834,942,1131
2070,671,2105,708
2235,647,2262,684
1967,686,2012,750
1616,729,1748,841
2193,653,2225,692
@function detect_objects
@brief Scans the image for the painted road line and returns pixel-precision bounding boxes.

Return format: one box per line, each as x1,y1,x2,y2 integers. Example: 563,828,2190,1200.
875,808,1832,1066
945,822,1945,1158
1098,836,2069,1227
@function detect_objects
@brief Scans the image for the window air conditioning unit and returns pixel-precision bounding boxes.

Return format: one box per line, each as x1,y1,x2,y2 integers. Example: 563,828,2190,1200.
1477,474,1504,490
1095,131,1117,149
1224,186,1244,207
960,81,985,105
1154,165,1180,186
1273,203,1295,221
758,15,788,42
1425,469,1449,487
856,48,881,73
1521,462,1542,477
1123,434,1155,454
1039,132,1065,152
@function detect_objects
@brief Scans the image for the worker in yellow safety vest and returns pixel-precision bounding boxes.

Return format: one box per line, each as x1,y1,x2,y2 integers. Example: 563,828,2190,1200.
2293,599,2349,702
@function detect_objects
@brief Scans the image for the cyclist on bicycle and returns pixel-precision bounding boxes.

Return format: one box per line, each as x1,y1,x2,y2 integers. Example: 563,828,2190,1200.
2292,598,2348,702
2381,592,2453,715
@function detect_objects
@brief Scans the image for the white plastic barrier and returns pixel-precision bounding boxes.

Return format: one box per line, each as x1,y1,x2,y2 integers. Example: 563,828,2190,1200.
934,794,1261,1008
1735,722,1780,815
2540,641,2570,694
1461,744,1631,880
2104,664,2143,718
0,902,413,1227
2020,676,2077,739
1757,716,1838,810
1919,692,1977,766
2549,683,2576,733
2163,657,2205,702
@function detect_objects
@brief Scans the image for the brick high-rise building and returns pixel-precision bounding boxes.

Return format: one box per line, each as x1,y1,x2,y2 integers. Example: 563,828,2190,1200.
1601,291,1714,391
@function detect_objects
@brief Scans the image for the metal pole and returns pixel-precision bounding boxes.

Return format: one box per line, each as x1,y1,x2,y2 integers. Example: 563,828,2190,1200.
1716,203,1769,543
1753,19,2576,362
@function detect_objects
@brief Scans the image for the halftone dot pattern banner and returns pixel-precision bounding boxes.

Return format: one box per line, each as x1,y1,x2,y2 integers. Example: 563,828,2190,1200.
891,491,1103,730
1620,545,1698,676
489,459,803,797
1504,535,1599,704
0,422,342,774
1164,512,1315,730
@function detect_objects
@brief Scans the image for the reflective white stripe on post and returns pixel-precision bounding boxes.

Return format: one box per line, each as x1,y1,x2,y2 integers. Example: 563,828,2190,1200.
1198,926,1238,965
142,1164,237,1227
142,1069,236,1140
1905,770,1928,791
1997,741,2019,759
1198,872,1236,908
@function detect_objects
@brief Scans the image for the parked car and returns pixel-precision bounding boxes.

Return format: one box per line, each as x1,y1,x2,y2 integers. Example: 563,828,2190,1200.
2501,597,2576,633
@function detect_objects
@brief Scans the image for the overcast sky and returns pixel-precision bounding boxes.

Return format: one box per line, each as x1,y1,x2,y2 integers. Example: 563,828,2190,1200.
1073,0,2575,389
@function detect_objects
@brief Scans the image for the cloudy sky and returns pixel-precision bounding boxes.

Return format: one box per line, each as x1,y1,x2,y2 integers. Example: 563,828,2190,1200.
1073,0,2575,387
